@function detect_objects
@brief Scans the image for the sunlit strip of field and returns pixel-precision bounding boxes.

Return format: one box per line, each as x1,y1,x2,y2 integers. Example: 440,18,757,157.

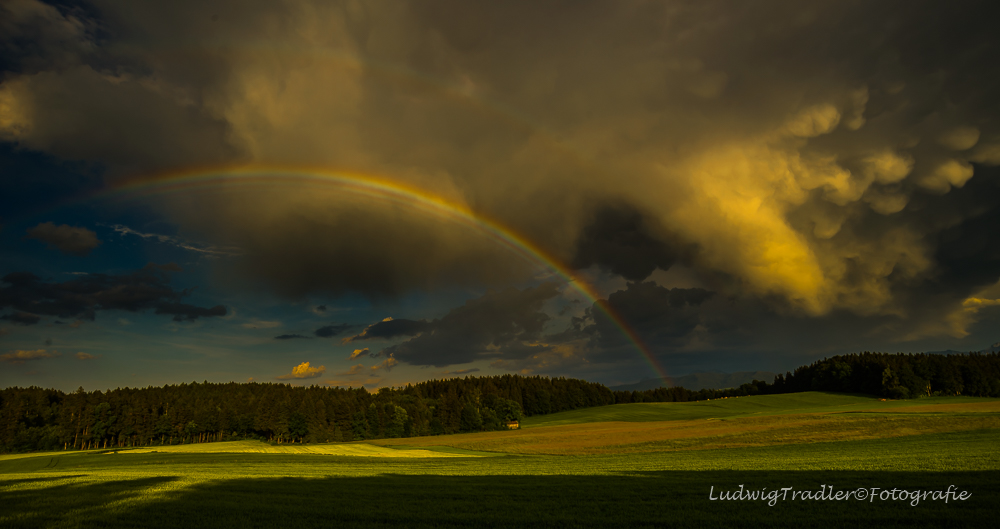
2,428,997,479
864,401,1000,413
0,441,492,462
102,440,477,457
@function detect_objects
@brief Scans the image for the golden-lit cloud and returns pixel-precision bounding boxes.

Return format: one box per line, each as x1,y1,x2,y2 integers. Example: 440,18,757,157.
940,281,1000,339
917,160,975,194
337,364,366,376
348,348,369,360
275,361,326,380
75,352,98,360
371,357,398,372
323,363,379,387
938,127,980,151
1,349,61,364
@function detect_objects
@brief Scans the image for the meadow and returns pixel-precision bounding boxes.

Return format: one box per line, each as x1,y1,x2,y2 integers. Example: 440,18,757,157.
1,392,998,528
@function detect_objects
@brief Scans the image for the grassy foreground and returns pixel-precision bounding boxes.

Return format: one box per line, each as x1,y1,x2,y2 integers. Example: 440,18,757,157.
2,392,998,528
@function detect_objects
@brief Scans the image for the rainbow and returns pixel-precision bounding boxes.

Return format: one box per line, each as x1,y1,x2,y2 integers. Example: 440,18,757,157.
101,165,669,383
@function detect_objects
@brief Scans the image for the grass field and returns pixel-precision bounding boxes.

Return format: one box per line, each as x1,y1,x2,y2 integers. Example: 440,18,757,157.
371,392,1000,455
2,392,998,528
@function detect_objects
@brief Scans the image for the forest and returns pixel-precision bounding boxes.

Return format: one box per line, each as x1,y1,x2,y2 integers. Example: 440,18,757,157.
0,374,613,453
2,352,999,453
616,352,1000,403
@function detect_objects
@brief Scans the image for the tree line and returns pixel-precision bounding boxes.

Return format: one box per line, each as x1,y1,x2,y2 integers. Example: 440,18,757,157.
0,374,614,453
615,352,1000,403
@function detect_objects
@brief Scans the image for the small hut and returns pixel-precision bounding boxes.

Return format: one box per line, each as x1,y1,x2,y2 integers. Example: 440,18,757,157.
506,420,520,430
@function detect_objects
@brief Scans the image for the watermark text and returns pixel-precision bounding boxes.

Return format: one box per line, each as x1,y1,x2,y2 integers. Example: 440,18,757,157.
708,484,971,507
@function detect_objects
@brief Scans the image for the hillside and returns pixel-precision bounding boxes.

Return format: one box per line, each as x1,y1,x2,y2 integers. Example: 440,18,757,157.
372,392,1000,455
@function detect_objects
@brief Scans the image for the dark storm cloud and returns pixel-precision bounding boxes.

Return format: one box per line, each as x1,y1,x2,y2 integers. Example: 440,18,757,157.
25,222,101,256
0,0,96,74
379,283,561,367
274,334,310,340
343,318,433,343
154,302,227,322
0,0,233,171
920,165,1000,296
0,311,41,325
314,323,352,338
0,263,226,324
571,205,689,281
542,310,599,345
592,282,715,352
3,0,1000,345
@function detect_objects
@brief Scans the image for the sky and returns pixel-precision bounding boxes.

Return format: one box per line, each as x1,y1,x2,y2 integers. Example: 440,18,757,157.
2,0,999,392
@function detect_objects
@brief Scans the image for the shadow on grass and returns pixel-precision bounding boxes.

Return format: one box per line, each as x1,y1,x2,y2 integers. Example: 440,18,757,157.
0,476,179,528
4,471,996,528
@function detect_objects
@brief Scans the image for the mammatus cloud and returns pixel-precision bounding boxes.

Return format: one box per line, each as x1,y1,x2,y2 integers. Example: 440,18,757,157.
25,222,101,256
2,0,1000,343
1,349,60,364
275,361,326,380
0,263,227,325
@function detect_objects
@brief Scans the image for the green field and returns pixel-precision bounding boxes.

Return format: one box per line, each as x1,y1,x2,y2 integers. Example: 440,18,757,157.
519,392,1000,427
2,392,998,528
